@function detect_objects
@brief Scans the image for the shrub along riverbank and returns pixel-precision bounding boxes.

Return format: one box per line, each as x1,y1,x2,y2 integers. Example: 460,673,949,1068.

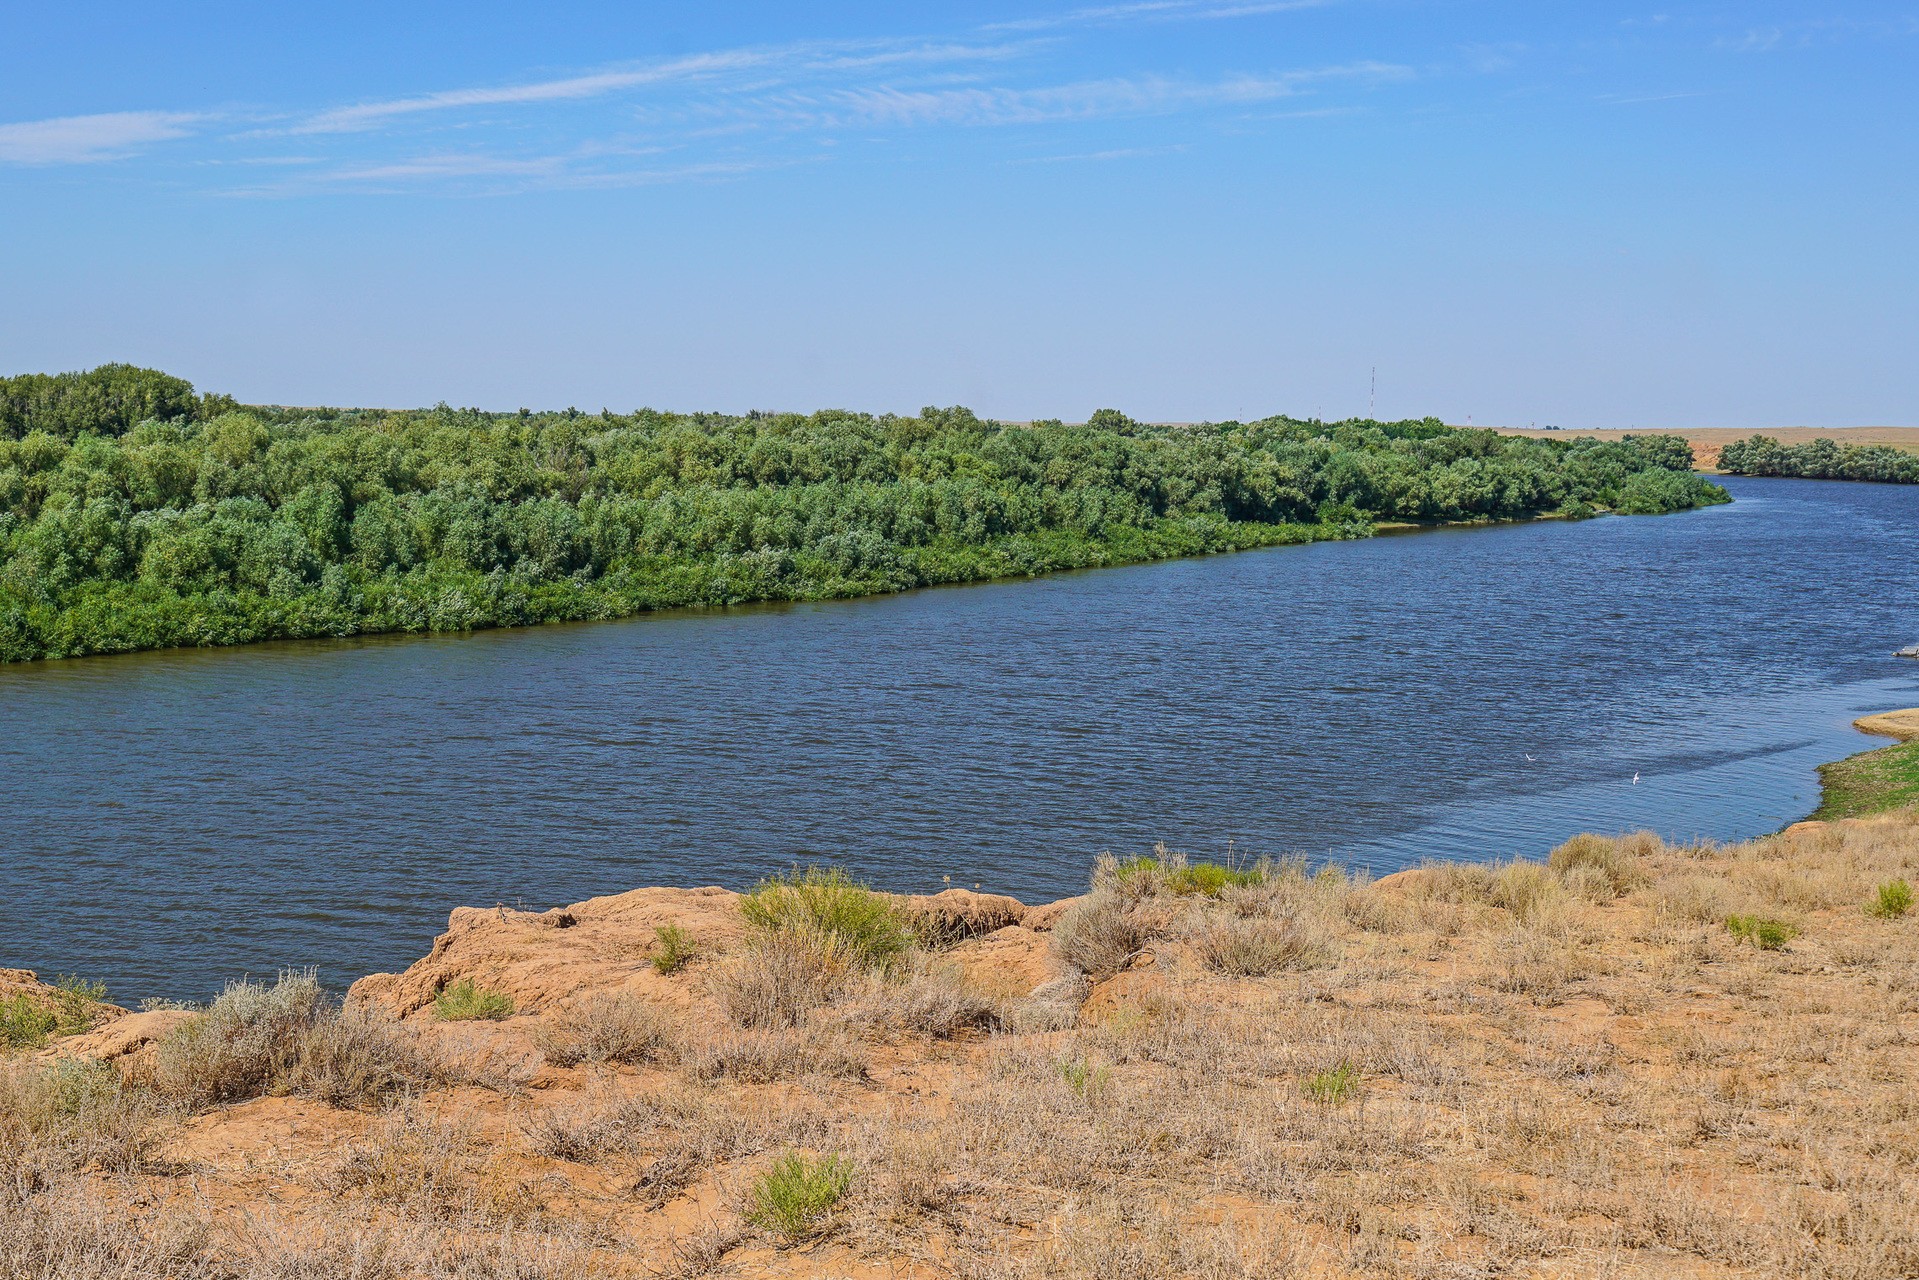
1,364,1728,662
1719,433,1919,483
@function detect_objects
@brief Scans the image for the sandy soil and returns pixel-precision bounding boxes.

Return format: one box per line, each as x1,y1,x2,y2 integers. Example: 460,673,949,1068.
1856,708,1919,742
7,819,1919,1278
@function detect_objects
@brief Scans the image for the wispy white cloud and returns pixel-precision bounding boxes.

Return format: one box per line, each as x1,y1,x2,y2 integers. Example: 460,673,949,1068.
292,50,779,134
983,0,1333,34
0,110,202,164
1010,142,1191,163
805,40,1044,73
321,153,569,182
1715,15,1919,53
1595,90,1705,106
254,150,789,197
289,40,1039,136
783,62,1409,129
16,4,1415,193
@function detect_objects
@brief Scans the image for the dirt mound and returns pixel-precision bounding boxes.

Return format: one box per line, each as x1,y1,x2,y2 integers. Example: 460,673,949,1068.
48,1009,193,1062
897,889,1027,944
348,886,748,1019
348,885,1060,1023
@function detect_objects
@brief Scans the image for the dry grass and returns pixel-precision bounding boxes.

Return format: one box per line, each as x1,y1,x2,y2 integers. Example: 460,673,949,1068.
16,812,1919,1278
0,1058,168,1177
836,955,1004,1038
145,971,446,1109
1050,890,1153,977
532,992,673,1067
0,1177,215,1280
1190,913,1336,976
681,1026,868,1084
331,1104,541,1225
706,930,853,1029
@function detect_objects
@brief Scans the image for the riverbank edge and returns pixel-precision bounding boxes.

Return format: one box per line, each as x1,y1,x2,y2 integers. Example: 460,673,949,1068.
1814,708,1919,821
3,490,1731,667
5,814,1918,1279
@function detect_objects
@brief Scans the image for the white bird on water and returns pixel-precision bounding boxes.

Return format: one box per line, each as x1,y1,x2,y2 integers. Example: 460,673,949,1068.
1632,772,1641,785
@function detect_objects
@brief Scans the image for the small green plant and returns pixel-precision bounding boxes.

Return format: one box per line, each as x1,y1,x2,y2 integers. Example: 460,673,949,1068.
744,1151,854,1241
432,978,515,1022
1303,1060,1362,1105
1114,855,1264,897
0,993,57,1050
739,867,910,968
1868,878,1914,919
1057,1056,1110,1100
1725,915,1798,950
651,923,698,974
52,974,108,1035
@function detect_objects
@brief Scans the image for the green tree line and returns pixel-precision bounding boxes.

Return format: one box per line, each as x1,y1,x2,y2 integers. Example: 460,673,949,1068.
0,365,1727,662
1718,435,1919,484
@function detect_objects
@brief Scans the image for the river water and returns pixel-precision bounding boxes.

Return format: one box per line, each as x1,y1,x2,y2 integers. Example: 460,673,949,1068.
4,475,1915,1002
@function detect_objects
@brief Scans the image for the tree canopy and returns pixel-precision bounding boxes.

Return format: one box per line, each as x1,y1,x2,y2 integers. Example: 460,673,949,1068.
1719,435,1919,484
0,367,1727,662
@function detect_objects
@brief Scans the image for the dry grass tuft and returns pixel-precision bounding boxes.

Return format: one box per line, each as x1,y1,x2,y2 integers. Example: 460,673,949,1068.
523,1093,662,1164
837,956,1003,1039
0,1177,215,1279
533,992,673,1067
706,931,853,1029
682,1027,868,1084
332,1104,540,1225
1550,832,1653,897
963,1205,1302,1279
1050,891,1152,978
147,972,443,1110
1191,913,1336,976
149,971,326,1107
0,1058,168,1177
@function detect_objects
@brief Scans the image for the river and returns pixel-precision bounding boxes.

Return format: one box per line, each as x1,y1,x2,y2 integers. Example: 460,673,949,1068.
4,475,1915,1002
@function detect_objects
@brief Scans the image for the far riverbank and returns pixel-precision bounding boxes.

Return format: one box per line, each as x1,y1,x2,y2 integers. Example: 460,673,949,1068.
1488,424,1919,471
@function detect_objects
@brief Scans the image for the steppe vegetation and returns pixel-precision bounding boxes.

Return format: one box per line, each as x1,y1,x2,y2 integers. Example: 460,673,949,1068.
0,364,1725,662
5,808,1918,1277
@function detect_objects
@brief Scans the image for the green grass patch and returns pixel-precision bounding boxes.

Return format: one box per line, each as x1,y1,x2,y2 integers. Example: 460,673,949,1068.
52,974,108,1035
1868,879,1914,920
1113,856,1265,897
651,923,698,975
1726,915,1798,950
432,978,515,1022
744,1151,854,1241
1303,1060,1362,1105
0,994,57,1050
739,867,910,968
1058,1057,1111,1100
1814,739,1919,820
0,975,108,1051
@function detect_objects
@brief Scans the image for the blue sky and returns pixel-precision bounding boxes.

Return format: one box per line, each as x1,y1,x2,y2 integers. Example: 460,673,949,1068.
2,2,1914,427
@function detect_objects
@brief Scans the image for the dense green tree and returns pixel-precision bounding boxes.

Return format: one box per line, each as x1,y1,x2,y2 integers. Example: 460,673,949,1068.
0,364,234,440
1719,435,1919,484
0,365,1729,662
